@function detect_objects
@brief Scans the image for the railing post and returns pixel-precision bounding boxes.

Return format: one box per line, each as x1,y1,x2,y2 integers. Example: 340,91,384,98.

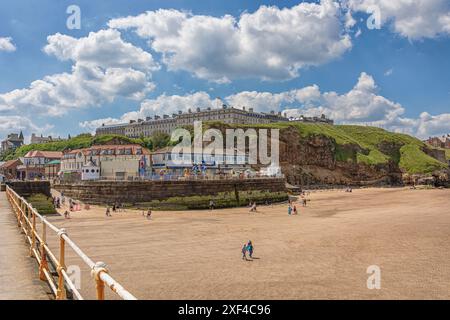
39,217,48,281
92,262,109,300
18,198,22,228
56,229,67,300
21,200,26,232
30,209,36,257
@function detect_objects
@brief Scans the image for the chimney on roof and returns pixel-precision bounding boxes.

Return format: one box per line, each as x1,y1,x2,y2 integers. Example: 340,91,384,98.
130,120,136,124
163,114,169,119
138,119,143,123
178,110,182,115
270,110,275,115
207,107,211,111
243,106,246,111
146,116,152,121
188,108,192,113
154,115,160,120
249,108,254,112
196,107,201,112
222,104,227,109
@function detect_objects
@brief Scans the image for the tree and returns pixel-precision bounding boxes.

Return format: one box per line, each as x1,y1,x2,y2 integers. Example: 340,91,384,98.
151,132,170,150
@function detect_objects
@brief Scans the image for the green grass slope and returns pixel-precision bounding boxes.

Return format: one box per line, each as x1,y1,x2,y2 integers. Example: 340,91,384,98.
206,122,447,175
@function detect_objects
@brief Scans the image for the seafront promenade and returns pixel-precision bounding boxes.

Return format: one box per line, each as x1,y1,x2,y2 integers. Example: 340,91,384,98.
0,191,49,299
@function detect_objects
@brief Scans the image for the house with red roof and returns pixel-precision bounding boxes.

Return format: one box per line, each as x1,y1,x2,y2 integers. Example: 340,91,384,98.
19,150,63,180
0,158,23,180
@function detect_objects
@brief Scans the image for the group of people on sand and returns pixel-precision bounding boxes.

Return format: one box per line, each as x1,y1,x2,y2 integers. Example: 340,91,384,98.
105,203,126,217
288,203,298,215
241,240,254,260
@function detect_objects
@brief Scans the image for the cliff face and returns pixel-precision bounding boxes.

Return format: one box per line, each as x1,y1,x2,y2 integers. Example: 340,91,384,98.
278,127,403,186
276,125,448,187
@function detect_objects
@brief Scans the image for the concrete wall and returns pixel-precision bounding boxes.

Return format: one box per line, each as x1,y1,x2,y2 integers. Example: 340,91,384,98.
53,178,286,205
7,181,51,197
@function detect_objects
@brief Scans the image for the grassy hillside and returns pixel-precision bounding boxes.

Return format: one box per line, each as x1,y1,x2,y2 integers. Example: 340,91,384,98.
2,123,447,175
446,149,450,161
205,121,448,175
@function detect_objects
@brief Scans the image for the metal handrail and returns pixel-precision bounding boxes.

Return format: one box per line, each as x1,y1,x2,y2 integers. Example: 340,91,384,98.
5,185,137,300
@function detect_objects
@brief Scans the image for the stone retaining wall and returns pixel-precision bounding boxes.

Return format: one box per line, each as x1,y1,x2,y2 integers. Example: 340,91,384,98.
53,178,287,205
7,181,51,197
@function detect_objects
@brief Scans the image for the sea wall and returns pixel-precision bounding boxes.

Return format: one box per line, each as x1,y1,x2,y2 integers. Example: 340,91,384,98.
7,181,51,197
53,178,287,206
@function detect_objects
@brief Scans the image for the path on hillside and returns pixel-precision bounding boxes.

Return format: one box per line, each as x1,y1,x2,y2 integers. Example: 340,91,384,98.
0,191,50,300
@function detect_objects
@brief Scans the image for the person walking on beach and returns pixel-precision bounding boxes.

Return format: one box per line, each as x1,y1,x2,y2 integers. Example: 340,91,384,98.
247,241,254,259
64,210,71,219
146,209,152,220
106,207,111,217
242,244,247,260
288,205,292,215
293,205,298,215
209,200,215,211
302,197,307,207
249,202,257,212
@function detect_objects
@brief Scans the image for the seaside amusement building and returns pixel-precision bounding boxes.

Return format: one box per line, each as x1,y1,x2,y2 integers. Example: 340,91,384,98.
151,146,251,177
96,105,333,138
60,144,151,181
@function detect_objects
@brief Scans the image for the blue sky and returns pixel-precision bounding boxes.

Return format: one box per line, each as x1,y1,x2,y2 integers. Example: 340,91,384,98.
0,0,449,140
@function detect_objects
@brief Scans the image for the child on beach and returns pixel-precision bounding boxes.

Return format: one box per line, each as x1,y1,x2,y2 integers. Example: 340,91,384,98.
106,207,111,217
288,205,292,215
242,244,247,260
247,241,254,259
293,205,298,215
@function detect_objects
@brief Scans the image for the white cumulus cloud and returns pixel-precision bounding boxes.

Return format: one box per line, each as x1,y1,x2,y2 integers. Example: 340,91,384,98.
0,29,157,116
348,0,450,39
108,0,352,82
0,37,16,52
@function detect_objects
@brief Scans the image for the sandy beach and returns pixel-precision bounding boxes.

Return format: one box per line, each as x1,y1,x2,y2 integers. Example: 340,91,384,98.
44,187,450,300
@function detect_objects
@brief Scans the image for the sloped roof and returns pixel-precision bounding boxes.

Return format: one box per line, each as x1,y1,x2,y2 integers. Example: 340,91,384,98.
0,159,22,169
24,150,62,158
